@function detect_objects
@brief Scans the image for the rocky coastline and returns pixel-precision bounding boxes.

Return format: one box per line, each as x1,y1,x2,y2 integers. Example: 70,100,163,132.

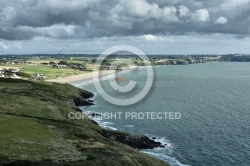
76,92,165,150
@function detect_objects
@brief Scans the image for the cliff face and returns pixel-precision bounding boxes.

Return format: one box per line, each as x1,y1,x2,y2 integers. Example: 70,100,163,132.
0,78,169,166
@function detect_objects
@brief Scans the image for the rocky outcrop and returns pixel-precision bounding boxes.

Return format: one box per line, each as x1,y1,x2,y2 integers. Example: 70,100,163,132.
102,130,164,149
73,97,94,106
71,89,95,106
78,89,94,98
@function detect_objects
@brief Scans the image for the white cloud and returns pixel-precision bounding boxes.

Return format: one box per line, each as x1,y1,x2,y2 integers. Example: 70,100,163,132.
162,6,179,22
114,0,151,17
0,7,16,26
0,42,9,49
111,0,179,23
3,34,250,55
109,13,133,29
0,41,22,50
17,24,79,38
143,34,159,41
148,3,163,19
36,0,100,14
178,5,189,18
193,9,210,22
215,16,228,24
221,0,250,9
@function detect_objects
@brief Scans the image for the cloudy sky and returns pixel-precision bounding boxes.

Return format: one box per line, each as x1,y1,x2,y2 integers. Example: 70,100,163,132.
1,0,250,55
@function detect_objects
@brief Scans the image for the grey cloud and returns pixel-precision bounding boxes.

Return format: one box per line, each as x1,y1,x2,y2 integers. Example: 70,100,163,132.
0,0,250,40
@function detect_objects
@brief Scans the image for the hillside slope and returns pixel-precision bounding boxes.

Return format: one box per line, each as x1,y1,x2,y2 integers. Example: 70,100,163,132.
0,79,169,166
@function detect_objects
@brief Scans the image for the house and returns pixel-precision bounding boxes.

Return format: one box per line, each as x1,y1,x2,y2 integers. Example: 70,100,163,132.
52,64,67,68
10,73,20,79
0,67,21,79
9,68,21,79
31,73,47,80
0,69,4,78
58,64,67,68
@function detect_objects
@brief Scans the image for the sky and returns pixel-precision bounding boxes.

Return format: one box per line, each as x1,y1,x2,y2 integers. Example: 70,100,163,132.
1,0,250,55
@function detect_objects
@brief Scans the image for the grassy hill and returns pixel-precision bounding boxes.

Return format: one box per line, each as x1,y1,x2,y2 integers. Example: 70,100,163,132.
0,79,169,166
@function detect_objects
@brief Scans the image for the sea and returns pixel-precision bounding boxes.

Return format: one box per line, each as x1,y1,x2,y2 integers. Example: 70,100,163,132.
72,62,250,166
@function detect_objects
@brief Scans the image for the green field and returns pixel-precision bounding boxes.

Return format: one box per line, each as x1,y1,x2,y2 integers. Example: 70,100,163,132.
4,64,90,79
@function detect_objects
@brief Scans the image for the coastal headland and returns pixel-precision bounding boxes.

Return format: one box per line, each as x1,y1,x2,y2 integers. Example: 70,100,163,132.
0,78,169,166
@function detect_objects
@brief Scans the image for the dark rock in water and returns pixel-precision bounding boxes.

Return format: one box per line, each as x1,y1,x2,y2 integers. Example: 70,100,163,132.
152,137,156,140
78,89,94,98
122,136,163,149
66,88,95,107
74,97,94,106
102,130,164,149
71,89,95,106
91,113,101,117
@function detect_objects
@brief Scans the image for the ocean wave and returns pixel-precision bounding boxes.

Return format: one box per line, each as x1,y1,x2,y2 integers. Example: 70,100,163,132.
141,135,189,166
142,151,189,166
124,125,135,128
83,111,118,131
93,119,118,131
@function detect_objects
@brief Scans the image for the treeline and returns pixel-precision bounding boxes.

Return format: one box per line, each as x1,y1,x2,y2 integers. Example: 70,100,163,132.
220,55,250,62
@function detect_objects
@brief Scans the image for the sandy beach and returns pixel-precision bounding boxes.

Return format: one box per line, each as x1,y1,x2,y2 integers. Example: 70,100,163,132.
46,70,116,84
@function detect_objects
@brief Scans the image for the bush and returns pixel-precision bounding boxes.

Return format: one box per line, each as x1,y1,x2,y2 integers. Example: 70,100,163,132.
19,72,32,78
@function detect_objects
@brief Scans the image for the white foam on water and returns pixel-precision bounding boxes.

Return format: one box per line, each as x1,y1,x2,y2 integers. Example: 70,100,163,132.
142,151,189,166
141,135,189,166
95,120,118,131
83,110,118,131
102,121,114,125
124,125,135,128
104,126,118,130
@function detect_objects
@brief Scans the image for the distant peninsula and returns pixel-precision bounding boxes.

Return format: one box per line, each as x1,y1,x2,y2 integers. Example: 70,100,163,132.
1,54,249,83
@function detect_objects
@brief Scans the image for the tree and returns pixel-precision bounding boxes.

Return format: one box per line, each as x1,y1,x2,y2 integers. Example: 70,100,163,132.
49,61,56,65
91,59,97,63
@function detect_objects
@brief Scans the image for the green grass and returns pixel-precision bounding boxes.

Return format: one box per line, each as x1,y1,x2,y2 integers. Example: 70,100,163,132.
0,79,169,165
0,115,86,162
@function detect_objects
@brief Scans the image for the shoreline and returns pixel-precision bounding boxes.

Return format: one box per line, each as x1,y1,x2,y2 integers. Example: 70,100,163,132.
46,66,137,84
46,70,116,84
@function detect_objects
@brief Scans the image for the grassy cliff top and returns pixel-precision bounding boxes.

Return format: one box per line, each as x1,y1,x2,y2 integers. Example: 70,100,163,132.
0,79,169,166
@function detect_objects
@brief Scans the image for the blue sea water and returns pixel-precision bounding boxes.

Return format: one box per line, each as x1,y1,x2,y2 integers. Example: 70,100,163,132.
74,62,250,166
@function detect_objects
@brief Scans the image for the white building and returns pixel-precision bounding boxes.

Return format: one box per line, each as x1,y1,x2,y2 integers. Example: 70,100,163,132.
10,73,20,79
0,69,4,78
